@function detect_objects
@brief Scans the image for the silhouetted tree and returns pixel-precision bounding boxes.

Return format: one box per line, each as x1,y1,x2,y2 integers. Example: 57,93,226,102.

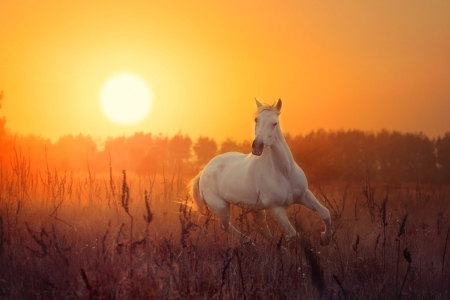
436,132,450,183
288,129,440,183
290,129,339,181
373,131,436,183
169,133,192,164
53,134,98,171
193,136,217,166
0,91,13,163
219,138,251,154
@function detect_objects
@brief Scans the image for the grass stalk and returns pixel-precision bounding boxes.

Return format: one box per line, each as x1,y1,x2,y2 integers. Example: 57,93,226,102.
397,248,412,300
442,228,450,291
121,170,134,280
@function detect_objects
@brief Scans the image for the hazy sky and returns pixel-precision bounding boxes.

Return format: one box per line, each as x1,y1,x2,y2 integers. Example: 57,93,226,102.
1,1,449,142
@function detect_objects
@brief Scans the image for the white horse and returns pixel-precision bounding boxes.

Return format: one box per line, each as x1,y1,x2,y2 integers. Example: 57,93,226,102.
189,99,332,246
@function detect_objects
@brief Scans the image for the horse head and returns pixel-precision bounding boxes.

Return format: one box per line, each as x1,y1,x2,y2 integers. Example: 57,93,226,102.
252,99,282,156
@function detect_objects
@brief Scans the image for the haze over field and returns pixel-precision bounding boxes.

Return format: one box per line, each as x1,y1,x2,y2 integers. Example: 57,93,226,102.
1,1,449,142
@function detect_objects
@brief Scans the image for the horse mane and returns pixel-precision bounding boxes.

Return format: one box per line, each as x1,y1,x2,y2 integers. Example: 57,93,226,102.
255,102,281,116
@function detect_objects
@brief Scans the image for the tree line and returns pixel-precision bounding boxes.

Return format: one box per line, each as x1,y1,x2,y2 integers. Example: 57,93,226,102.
0,129,449,184
1,93,449,183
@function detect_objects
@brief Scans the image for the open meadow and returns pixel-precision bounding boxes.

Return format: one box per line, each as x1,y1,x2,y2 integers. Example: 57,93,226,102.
0,154,449,299
2,1,450,299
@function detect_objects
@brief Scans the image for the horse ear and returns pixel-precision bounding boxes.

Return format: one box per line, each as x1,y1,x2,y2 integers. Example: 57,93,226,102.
276,99,282,112
255,98,263,109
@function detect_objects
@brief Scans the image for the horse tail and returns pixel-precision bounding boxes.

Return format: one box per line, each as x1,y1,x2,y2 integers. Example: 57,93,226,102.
188,172,209,215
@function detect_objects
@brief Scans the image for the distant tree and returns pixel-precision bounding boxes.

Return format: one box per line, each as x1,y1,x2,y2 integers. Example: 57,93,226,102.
405,132,436,182
193,136,217,166
0,91,12,162
219,138,238,154
290,129,338,182
334,130,376,181
14,134,51,171
126,132,156,173
53,134,98,171
152,134,170,166
0,91,5,139
102,132,161,174
169,133,192,163
436,132,450,182
219,138,251,154
0,90,4,126
288,129,439,183
103,135,128,171
374,131,437,183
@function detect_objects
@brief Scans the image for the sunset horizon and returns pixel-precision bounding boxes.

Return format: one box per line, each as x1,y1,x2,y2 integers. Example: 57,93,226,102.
1,1,449,143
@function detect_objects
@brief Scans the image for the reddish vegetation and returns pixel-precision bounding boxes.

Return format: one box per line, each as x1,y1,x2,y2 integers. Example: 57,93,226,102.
0,150,449,298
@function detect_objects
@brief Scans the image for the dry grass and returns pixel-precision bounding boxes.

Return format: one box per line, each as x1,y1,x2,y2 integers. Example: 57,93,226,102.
0,156,449,299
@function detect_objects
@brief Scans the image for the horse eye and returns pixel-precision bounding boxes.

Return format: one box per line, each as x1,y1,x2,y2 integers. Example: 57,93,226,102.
254,118,258,123
273,122,278,127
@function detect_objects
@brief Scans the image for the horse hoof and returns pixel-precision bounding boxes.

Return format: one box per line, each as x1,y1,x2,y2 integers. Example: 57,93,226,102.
320,232,331,246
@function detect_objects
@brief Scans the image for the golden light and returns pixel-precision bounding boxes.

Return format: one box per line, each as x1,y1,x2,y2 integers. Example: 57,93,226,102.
100,73,152,125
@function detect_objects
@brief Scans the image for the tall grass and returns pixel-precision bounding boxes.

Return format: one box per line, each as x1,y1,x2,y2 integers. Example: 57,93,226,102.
0,155,449,299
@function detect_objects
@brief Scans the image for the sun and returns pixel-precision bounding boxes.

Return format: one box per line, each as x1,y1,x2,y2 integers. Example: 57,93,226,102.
100,73,152,125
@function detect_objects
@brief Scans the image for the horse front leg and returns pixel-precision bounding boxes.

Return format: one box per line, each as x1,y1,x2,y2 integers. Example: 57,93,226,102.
251,210,273,242
299,189,332,246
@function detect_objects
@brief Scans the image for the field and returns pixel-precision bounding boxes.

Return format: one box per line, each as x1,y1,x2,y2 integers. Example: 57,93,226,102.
0,157,449,299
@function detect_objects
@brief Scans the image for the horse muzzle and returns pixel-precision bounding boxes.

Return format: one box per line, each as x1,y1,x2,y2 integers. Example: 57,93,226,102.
251,139,264,156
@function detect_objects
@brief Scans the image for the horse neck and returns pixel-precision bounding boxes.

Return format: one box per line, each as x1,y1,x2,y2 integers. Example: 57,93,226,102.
265,126,294,176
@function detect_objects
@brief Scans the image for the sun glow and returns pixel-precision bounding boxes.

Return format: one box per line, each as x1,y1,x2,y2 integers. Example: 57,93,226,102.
100,73,152,125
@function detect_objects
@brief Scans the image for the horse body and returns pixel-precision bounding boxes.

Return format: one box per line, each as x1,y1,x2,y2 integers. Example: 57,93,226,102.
190,99,332,245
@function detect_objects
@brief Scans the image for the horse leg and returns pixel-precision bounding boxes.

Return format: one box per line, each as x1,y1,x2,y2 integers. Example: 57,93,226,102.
206,195,252,244
251,210,273,242
271,207,298,239
299,189,332,245
222,220,252,244
219,210,252,244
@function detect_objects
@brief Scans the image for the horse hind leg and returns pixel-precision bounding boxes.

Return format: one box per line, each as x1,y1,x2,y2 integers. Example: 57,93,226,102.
205,194,252,244
222,219,252,244
300,189,332,245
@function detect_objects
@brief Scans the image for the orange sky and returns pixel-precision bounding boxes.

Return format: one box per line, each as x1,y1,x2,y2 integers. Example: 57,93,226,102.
1,1,449,143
